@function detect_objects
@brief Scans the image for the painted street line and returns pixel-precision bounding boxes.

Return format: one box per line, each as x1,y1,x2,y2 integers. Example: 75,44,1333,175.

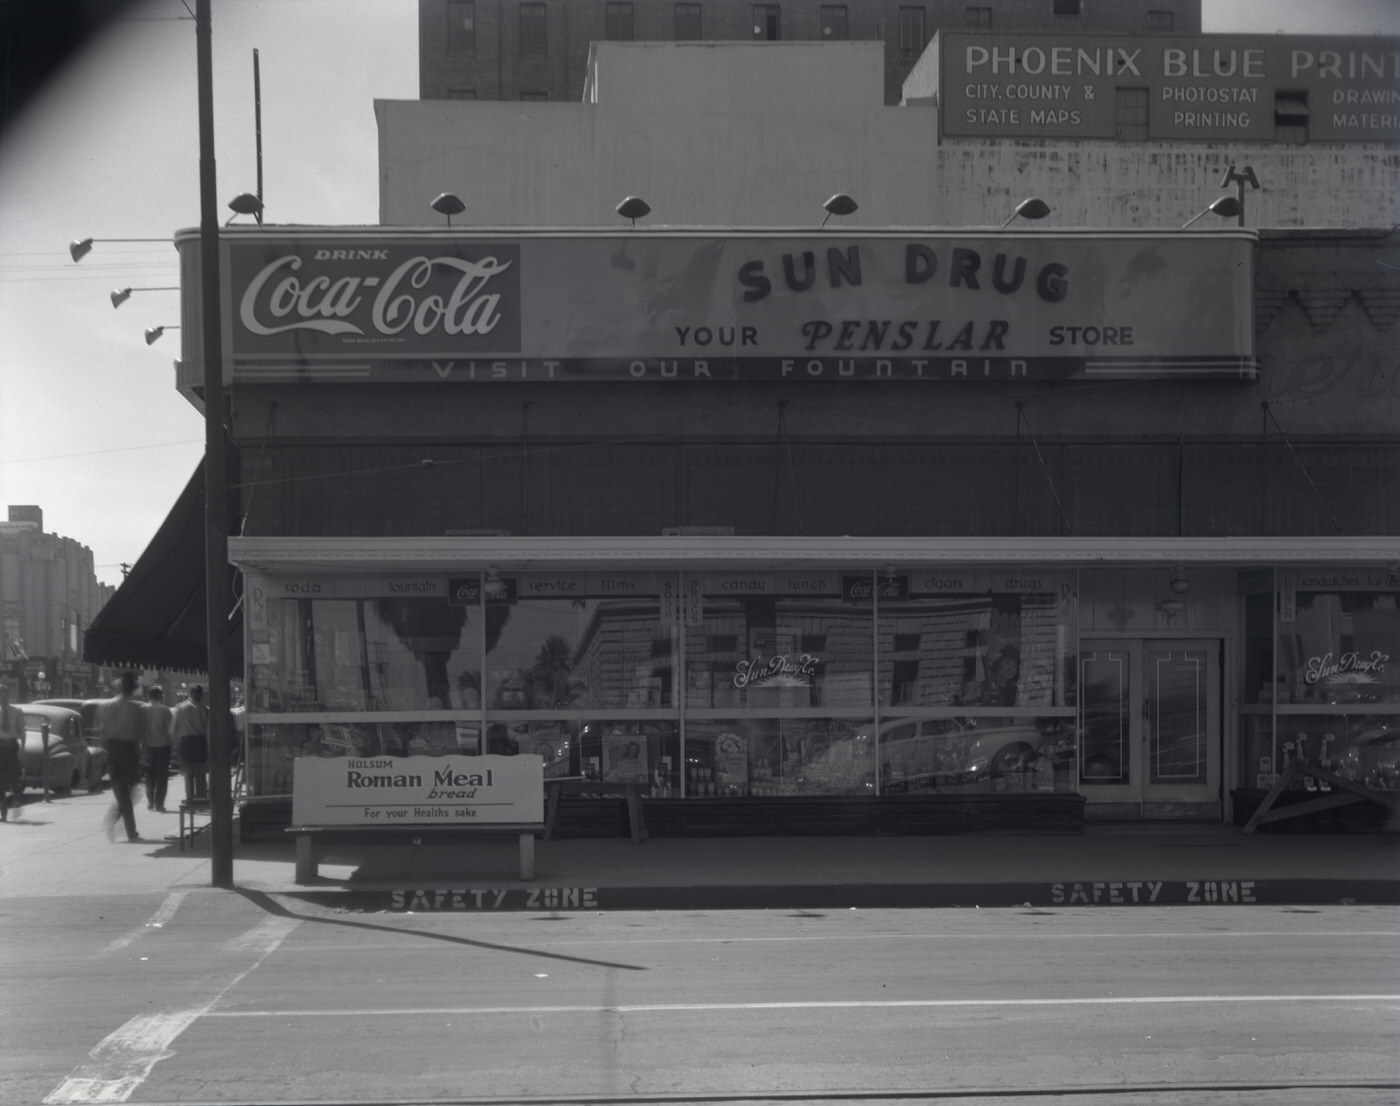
98,892,187,956
205,993,1400,1018
44,915,300,1105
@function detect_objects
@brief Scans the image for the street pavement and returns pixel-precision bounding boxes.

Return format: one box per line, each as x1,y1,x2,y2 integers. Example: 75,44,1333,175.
1,786,1396,913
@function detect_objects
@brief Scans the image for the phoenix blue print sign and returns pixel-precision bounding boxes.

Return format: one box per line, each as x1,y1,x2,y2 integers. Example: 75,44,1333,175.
180,227,1258,382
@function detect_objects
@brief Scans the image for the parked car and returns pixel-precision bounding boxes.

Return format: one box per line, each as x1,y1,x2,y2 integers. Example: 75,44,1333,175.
34,697,106,737
34,698,111,786
17,703,106,794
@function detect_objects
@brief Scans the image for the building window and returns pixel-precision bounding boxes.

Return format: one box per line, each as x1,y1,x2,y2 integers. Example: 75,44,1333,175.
891,660,920,705
446,87,477,100
674,2,702,39
820,5,848,39
1053,0,1081,14
519,2,547,56
1275,89,1309,143
1114,86,1149,140
447,0,476,53
519,90,548,100
965,6,992,28
753,4,781,41
1146,9,1174,31
605,1,635,41
897,7,927,60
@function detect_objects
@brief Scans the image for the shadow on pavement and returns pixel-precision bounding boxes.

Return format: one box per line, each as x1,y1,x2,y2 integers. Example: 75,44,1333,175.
232,885,650,972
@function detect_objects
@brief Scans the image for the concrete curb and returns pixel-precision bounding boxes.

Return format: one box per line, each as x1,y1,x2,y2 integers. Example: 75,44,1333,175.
270,877,1400,914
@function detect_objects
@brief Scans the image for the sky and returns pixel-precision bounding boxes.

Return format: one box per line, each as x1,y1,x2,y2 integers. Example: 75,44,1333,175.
1,1,1399,588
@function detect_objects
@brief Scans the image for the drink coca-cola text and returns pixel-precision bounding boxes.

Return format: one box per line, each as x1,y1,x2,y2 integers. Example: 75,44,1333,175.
238,253,512,339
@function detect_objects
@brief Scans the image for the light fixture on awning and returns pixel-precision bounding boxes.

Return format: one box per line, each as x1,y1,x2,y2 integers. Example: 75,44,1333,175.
616,195,651,226
1000,197,1051,228
1181,195,1242,228
111,286,178,309
145,324,180,345
68,236,169,262
1220,164,1261,228
431,192,466,227
820,193,858,228
226,192,264,225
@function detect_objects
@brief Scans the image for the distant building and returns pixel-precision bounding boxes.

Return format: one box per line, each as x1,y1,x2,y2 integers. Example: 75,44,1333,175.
0,506,114,698
418,0,1203,108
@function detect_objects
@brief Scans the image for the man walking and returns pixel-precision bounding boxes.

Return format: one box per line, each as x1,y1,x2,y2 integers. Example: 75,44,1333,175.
0,683,23,821
144,685,174,812
99,671,147,842
172,684,210,802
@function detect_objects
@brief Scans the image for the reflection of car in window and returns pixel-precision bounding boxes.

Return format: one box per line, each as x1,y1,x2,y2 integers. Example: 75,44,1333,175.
868,717,1074,794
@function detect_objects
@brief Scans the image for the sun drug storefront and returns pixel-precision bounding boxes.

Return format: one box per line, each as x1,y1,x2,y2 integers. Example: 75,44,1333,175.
170,226,1400,829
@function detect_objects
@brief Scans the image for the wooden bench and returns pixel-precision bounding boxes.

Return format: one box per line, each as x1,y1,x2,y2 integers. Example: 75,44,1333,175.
286,823,545,884
543,778,648,843
178,800,212,852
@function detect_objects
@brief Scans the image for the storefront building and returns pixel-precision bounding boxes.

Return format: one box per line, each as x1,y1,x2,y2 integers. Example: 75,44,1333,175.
153,35,1400,832
173,217,1398,830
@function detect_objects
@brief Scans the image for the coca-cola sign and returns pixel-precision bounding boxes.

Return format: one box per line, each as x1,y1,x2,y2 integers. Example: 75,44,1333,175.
229,240,521,357
199,229,1254,382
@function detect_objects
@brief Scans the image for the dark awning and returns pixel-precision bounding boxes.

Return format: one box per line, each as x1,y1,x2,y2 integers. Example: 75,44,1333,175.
84,451,243,672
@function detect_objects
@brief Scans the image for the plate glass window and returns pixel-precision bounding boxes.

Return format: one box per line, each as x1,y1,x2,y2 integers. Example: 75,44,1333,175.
605,2,635,41
1114,87,1149,140
753,4,781,40
820,5,848,39
447,0,475,54
897,7,926,60
673,2,701,40
519,2,547,56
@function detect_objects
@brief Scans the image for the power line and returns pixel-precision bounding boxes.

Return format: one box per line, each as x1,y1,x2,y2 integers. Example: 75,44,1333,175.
0,439,203,465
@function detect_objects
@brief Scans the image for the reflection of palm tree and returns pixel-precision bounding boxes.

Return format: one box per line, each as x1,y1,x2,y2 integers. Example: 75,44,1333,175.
374,599,469,706
526,634,581,707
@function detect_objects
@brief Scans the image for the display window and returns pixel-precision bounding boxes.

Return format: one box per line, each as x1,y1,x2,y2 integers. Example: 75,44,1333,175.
877,585,1073,709
1279,589,1399,706
683,717,874,796
874,715,1077,794
252,592,481,713
243,719,480,796
242,568,1080,801
682,575,874,710
1239,574,1400,793
576,720,681,792
486,575,671,710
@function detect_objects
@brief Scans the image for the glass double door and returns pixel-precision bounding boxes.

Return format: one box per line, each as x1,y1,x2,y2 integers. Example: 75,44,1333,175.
1079,639,1221,812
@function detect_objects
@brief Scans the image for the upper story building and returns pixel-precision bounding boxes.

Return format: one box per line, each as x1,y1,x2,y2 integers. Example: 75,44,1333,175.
149,16,1399,825
419,0,1203,108
1,505,114,698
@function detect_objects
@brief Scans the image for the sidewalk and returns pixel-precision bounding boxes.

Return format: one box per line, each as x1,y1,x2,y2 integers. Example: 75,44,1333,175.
2,789,1396,912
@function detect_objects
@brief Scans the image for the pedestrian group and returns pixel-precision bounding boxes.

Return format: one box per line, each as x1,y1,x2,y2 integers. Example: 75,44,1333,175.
96,672,212,843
